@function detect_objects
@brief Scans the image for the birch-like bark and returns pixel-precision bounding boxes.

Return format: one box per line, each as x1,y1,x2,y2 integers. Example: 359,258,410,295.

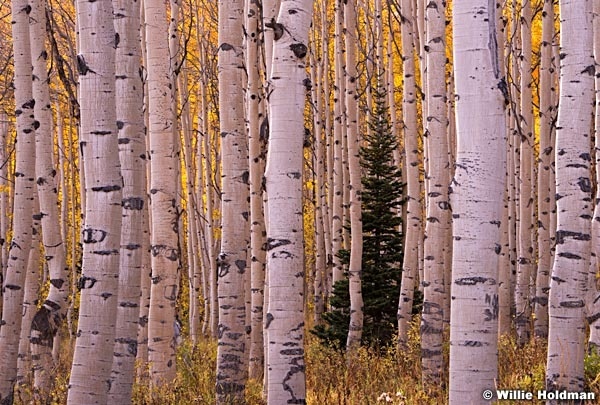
108,0,145,401
397,0,421,346
265,1,313,402
26,0,70,396
144,0,180,385
246,0,267,381
587,0,600,350
514,0,535,347
331,0,345,287
533,0,554,339
0,0,36,400
546,0,594,396
344,0,364,352
16,195,40,393
421,0,450,385
448,1,506,403
215,0,250,401
67,0,122,402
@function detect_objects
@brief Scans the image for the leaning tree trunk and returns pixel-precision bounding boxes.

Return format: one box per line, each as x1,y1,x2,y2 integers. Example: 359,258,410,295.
28,0,70,396
0,0,36,401
107,0,145,401
545,0,594,398
448,1,506,403
67,0,122,403
397,0,421,347
264,1,313,403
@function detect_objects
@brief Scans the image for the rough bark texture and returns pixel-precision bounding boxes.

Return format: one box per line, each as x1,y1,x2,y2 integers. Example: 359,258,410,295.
546,0,594,397
449,1,506,403
264,1,313,403
67,0,122,403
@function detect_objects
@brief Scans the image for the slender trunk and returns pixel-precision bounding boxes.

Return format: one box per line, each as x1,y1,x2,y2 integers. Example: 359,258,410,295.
0,0,36,400
421,0,449,385
397,0,421,346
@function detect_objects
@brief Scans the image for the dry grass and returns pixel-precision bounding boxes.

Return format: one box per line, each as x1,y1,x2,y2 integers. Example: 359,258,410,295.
14,320,600,404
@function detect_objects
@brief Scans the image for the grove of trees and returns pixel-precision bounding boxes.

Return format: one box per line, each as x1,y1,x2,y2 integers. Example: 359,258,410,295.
0,0,598,404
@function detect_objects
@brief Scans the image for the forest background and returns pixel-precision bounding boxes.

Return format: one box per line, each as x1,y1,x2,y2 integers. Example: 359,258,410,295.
0,0,599,404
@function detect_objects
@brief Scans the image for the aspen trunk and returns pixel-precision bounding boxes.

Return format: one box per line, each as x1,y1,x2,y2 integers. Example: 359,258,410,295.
67,0,122,402
448,1,506,403
264,1,313,402
546,0,594,397
0,0,37,400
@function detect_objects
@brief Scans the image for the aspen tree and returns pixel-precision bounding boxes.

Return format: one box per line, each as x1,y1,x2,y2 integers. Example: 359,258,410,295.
546,0,594,396
421,0,450,385
264,0,313,402
16,195,40,393
533,0,554,339
0,0,36,400
331,0,345,287
449,0,506,403
514,0,535,347
588,0,600,350
246,0,267,380
67,0,122,402
26,0,70,395
144,0,180,385
108,0,145,401
344,0,364,351
215,0,250,401
397,0,421,346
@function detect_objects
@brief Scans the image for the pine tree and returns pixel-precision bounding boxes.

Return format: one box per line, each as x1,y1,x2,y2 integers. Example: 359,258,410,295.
313,87,404,350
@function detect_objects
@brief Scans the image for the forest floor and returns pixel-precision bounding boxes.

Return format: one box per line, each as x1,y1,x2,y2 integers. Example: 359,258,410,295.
13,318,600,404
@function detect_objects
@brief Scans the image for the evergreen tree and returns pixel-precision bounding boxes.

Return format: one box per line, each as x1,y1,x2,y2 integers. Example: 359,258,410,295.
313,87,405,350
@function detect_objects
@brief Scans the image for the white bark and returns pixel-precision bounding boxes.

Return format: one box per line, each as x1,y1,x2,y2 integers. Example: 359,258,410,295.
264,1,313,402
108,0,145,401
68,0,122,402
216,0,250,401
344,0,364,352
421,0,449,385
144,0,180,385
0,0,36,400
448,1,506,403
397,0,421,346
546,0,594,396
